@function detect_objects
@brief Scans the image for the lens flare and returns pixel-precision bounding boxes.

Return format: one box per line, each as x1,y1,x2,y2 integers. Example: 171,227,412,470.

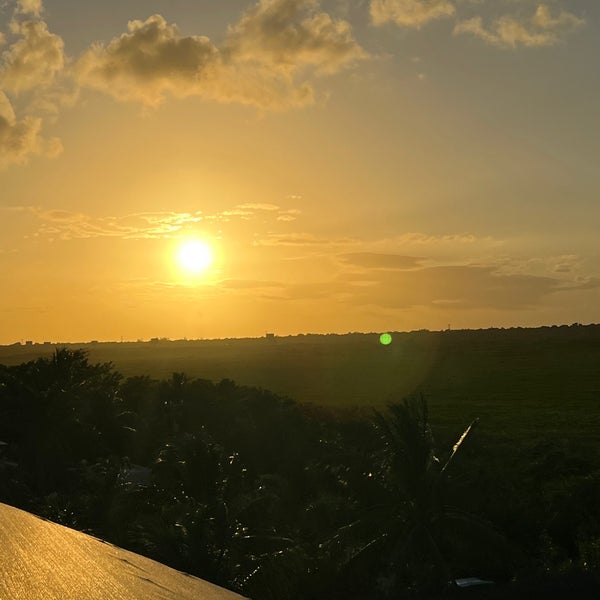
379,333,392,346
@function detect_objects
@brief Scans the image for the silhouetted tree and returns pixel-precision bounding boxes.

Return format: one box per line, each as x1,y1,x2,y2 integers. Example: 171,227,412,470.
334,397,505,597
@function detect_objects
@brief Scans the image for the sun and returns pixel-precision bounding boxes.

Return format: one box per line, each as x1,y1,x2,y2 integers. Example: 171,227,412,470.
176,239,213,275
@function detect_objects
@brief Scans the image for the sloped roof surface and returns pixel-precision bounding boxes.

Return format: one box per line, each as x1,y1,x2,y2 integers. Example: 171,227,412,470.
0,503,246,600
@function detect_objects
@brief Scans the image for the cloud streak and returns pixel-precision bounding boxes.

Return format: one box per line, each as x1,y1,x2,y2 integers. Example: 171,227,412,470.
12,201,301,240
340,252,424,270
343,264,562,310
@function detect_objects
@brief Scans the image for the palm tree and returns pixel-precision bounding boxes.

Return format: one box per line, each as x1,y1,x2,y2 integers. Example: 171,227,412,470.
334,396,505,596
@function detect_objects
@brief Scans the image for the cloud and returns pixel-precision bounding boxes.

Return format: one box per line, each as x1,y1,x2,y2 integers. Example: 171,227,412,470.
211,203,301,222
0,91,62,167
454,3,584,48
76,1,366,109
238,202,281,211
340,252,424,270
268,260,574,310
0,3,68,166
532,4,584,32
226,0,367,73
25,203,302,240
76,15,220,107
277,209,301,222
552,255,580,274
343,264,564,310
386,232,484,245
15,0,43,18
256,232,356,246
30,209,208,240
370,0,455,28
0,19,65,93
233,204,301,221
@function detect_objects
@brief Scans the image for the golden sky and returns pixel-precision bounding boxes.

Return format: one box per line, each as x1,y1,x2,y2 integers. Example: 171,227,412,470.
1,0,599,343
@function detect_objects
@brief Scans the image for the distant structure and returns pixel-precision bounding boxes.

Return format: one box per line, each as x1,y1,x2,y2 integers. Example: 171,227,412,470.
265,333,276,341
25,341,33,346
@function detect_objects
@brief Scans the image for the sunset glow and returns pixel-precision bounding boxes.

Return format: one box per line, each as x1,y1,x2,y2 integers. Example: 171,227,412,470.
0,0,598,343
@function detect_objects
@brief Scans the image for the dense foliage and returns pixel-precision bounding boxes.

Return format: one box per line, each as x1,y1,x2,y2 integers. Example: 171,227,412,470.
1,349,599,598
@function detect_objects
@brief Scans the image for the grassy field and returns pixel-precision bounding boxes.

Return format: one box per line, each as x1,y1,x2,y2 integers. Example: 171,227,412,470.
2,325,600,450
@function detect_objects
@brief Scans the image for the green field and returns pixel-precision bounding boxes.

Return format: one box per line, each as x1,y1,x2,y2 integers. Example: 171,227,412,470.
3,325,600,449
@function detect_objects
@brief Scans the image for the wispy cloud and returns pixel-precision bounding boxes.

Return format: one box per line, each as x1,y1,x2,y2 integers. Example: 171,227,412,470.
370,0,585,49
256,232,357,246
277,209,302,222
238,202,280,211
371,0,456,28
29,208,206,240
10,201,302,240
454,3,584,48
390,232,484,245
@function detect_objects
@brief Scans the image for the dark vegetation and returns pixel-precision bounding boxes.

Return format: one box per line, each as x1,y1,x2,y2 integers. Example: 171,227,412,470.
1,326,600,598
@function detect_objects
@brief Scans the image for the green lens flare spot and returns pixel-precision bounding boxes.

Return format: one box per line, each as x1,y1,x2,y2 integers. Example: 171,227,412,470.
379,333,392,346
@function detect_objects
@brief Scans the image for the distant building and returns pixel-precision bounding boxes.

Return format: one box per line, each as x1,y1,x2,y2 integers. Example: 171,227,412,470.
265,333,276,340
25,341,33,346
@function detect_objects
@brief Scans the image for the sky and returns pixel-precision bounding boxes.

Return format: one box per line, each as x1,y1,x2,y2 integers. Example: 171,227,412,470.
0,0,599,343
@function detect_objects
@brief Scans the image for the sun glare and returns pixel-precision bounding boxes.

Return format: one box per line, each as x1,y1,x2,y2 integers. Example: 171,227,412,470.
176,239,213,275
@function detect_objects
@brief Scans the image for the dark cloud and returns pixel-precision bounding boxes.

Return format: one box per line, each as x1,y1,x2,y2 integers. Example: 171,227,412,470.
76,14,220,106
345,264,562,310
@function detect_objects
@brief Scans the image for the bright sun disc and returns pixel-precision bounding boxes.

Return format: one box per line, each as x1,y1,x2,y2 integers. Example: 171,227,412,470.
176,239,213,275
